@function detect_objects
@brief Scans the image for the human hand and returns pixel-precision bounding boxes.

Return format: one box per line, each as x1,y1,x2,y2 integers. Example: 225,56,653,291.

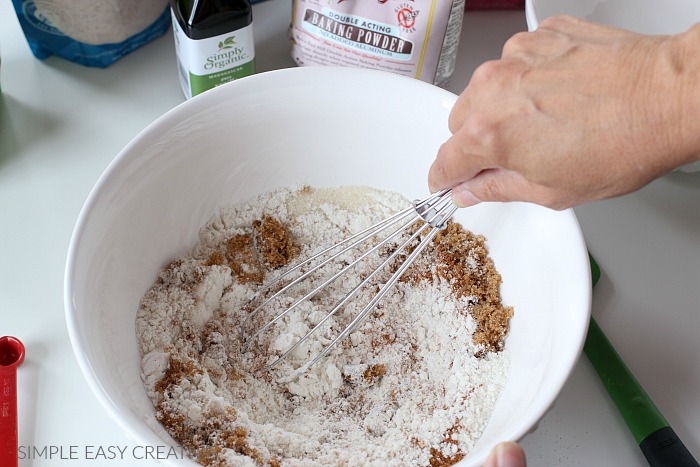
483,441,527,467
429,16,700,210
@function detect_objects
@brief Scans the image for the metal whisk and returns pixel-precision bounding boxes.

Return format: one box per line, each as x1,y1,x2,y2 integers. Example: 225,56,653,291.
242,188,458,371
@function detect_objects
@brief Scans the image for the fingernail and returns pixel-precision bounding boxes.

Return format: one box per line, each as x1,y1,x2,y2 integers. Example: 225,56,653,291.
484,443,508,467
496,443,509,467
452,186,481,208
484,442,525,467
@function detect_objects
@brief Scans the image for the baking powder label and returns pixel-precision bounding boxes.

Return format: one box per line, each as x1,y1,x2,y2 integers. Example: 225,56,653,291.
302,8,413,61
290,0,464,86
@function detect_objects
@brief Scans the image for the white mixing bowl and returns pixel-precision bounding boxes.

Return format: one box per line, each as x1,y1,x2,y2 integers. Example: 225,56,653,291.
65,66,591,466
525,0,700,172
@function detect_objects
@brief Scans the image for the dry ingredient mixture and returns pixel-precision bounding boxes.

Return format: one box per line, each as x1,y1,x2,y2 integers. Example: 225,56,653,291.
136,185,514,467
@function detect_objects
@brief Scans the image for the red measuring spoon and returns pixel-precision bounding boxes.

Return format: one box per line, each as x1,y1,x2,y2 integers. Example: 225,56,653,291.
1,336,25,467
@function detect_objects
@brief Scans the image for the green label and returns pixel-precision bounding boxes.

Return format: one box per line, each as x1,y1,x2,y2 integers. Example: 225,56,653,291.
189,58,255,95
172,12,255,99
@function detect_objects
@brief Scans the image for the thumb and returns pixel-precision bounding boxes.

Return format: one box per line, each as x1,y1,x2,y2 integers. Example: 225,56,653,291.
483,442,527,467
452,169,568,209
451,169,523,207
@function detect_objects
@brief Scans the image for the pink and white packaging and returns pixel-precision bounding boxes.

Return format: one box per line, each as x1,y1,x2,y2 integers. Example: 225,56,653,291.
290,0,465,87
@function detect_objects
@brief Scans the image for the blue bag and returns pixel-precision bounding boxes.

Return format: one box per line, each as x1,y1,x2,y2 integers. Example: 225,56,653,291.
11,0,172,68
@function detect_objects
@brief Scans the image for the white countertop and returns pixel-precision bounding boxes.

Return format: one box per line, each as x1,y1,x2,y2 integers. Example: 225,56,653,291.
1,1,698,466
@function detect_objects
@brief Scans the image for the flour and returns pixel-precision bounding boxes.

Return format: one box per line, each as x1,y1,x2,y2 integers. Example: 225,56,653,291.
136,185,512,466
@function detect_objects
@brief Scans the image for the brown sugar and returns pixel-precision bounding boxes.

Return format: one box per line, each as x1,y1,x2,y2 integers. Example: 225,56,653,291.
154,356,205,452
252,215,299,269
204,251,225,267
426,421,466,467
403,221,513,352
154,356,270,466
225,234,264,284
428,446,465,467
219,427,262,463
155,355,203,395
363,363,386,382
216,215,298,286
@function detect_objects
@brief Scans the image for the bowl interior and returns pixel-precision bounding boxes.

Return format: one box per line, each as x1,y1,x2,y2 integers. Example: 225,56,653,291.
65,67,591,466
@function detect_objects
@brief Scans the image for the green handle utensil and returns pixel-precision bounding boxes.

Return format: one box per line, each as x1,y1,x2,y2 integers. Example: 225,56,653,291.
585,254,698,466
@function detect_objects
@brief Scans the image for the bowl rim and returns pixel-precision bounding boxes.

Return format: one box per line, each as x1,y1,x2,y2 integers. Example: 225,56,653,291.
64,66,592,466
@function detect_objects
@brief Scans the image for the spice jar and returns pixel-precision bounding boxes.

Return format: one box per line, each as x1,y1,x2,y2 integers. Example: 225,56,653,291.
171,0,255,99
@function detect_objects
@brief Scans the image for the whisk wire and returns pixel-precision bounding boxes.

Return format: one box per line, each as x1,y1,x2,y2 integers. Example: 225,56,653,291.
262,218,434,370
242,204,416,332
245,188,457,371
244,206,421,347
300,223,442,369
307,194,457,363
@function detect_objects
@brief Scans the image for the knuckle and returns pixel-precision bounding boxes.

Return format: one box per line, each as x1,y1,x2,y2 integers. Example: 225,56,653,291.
470,60,502,87
470,58,524,90
432,144,450,178
431,141,464,188
538,15,577,31
460,112,504,156
447,93,469,134
502,31,531,56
